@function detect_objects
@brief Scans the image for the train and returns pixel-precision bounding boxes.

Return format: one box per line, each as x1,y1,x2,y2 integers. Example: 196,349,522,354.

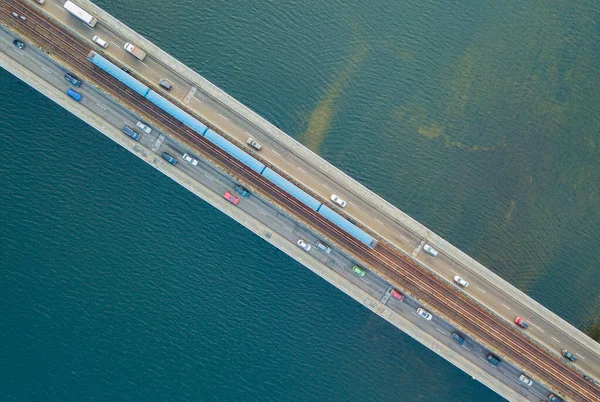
86,50,378,249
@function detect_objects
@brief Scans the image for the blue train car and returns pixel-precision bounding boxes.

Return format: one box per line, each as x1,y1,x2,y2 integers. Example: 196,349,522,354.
145,90,208,136
261,168,321,211
317,205,377,248
204,130,266,174
87,51,149,97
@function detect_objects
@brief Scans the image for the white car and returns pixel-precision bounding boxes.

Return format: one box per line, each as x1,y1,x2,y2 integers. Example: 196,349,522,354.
182,153,199,166
423,244,439,257
136,121,152,134
453,275,469,288
518,374,533,386
297,239,311,252
416,307,432,321
330,194,347,208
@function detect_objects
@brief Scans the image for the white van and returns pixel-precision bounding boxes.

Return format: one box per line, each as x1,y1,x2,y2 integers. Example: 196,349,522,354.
92,35,108,48
316,241,331,254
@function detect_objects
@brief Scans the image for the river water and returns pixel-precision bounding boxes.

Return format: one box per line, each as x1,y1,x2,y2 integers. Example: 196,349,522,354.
1,0,598,400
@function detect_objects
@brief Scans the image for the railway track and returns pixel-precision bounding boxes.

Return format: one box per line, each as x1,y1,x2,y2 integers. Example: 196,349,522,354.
2,1,599,400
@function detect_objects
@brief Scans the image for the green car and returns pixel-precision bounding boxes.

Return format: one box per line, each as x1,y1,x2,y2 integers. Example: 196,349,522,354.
353,265,365,277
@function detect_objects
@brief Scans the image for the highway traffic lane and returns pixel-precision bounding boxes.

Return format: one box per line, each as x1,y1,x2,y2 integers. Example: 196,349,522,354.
422,250,600,377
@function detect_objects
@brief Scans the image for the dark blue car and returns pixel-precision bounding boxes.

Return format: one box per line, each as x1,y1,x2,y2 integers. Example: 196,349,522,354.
451,332,466,345
161,152,177,165
67,88,82,102
122,125,140,141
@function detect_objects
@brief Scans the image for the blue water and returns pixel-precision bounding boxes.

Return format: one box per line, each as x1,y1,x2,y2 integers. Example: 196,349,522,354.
1,0,599,400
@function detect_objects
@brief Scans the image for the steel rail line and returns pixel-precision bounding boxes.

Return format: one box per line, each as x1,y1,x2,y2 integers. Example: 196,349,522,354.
3,2,598,400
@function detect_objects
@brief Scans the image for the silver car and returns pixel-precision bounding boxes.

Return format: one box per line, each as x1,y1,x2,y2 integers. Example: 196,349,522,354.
416,307,432,321
182,153,199,166
297,239,311,252
518,374,533,386
330,194,347,208
423,244,439,257
136,121,152,134
453,275,469,287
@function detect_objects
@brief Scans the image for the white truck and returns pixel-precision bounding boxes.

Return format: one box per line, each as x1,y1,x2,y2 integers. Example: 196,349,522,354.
124,42,146,61
246,137,262,150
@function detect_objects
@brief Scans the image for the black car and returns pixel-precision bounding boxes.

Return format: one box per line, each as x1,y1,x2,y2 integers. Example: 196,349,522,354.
486,353,501,367
234,185,250,198
548,393,563,402
64,73,81,87
13,39,25,49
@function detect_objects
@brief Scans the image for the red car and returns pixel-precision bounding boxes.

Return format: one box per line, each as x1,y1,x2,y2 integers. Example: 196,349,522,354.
390,289,405,301
515,317,529,329
223,191,239,205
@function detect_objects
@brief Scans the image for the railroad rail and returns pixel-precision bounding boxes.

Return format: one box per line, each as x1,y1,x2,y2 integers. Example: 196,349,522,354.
2,1,599,400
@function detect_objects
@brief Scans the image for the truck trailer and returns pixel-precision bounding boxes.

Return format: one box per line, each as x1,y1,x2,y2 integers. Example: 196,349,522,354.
124,42,146,61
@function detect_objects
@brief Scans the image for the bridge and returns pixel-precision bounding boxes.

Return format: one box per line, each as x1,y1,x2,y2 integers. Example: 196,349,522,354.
2,1,599,401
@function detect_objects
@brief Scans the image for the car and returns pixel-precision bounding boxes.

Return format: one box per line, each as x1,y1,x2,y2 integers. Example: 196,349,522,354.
548,394,563,402
92,35,108,48
64,73,81,87
389,289,404,301
486,353,502,367
416,307,432,321
182,153,198,166
223,191,239,205
453,275,469,287
246,137,262,150
159,78,173,90
234,185,250,198
451,331,466,345
316,241,331,254
423,244,439,257
122,125,140,141
136,121,152,134
330,194,347,208
66,88,82,102
161,152,177,165
352,265,365,277
121,66,132,74
518,374,533,386
297,239,311,252
515,317,529,329
562,350,577,362
13,40,24,49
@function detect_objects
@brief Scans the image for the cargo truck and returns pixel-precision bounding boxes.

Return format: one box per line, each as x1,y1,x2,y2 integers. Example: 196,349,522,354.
124,42,146,61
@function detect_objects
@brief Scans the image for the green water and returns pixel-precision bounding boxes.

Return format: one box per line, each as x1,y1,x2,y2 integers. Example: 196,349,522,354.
1,0,598,399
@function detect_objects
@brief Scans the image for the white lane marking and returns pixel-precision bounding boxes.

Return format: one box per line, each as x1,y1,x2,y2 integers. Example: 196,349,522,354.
501,303,512,310
478,356,486,362
83,25,93,31
13,48,24,55
123,121,129,125
283,226,292,232
297,166,308,174
53,2,63,8
138,61,149,68
476,287,486,293
41,67,53,74
537,327,545,333
411,311,418,317
435,328,445,335
551,336,559,342
218,113,228,121
348,201,357,207
375,218,385,226
95,103,106,110
271,150,281,157
462,345,471,352
110,41,120,48
576,354,585,360
203,174,215,182
256,208,267,216
322,184,332,190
